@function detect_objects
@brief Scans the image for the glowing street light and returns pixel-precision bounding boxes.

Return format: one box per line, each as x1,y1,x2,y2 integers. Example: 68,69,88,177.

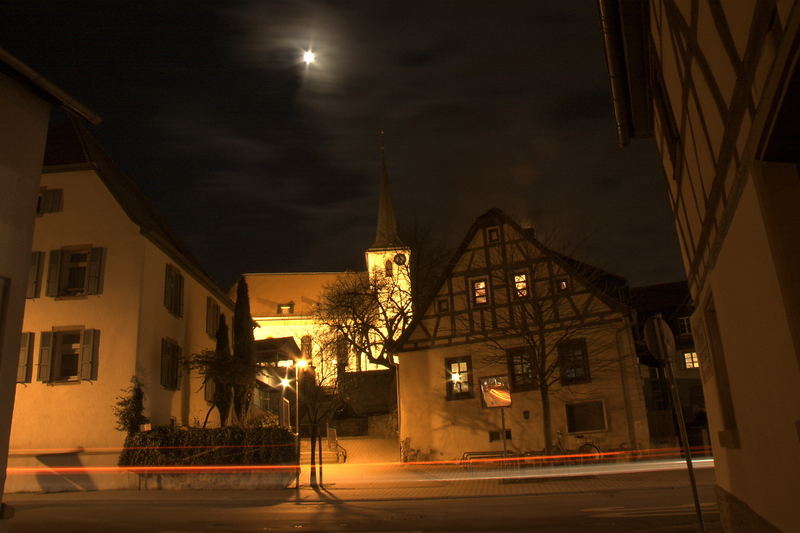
302,50,316,65
280,377,291,388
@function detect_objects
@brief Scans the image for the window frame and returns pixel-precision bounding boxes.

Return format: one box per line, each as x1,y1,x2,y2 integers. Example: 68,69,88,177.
485,226,501,243
445,356,474,400
682,351,699,369
506,346,536,392
470,278,489,306
436,297,450,313
558,338,591,385
554,277,570,293
677,317,692,336
512,271,529,299
565,399,607,434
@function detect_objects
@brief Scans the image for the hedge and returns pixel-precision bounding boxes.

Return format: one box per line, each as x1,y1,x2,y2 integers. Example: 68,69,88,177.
118,426,296,467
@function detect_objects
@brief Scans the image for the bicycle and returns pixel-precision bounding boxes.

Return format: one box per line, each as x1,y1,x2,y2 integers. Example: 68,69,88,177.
573,433,602,463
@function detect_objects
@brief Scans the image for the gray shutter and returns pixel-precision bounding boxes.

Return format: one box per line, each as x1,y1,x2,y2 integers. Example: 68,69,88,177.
176,344,183,390
37,331,53,382
44,189,63,213
26,252,44,298
80,329,99,380
17,332,33,383
160,339,168,388
177,274,184,317
45,250,62,297
86,247,105,295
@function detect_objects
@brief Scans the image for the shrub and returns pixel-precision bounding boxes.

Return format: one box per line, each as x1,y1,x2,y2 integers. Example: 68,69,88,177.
113,378,149,435
118,426,296,467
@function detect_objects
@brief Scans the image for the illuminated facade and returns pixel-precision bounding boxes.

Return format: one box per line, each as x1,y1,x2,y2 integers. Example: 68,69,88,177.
396,209,649,460
245,150,411,375
599,1,800,530
7,117,233,492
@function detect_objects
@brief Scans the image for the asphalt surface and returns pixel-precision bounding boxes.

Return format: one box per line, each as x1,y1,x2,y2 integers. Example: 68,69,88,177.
4,462,722,532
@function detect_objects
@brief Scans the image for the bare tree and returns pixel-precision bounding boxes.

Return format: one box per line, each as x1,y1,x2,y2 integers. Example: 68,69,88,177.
315,264,413,370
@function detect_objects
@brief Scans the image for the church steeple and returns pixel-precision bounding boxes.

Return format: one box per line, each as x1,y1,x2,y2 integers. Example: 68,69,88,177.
371,132,403,249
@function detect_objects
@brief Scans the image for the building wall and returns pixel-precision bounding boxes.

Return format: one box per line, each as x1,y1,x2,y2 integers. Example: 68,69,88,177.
11,169,142,451
0,71,52,500
135,240,230,429
646,2,800,530
400,322,646,460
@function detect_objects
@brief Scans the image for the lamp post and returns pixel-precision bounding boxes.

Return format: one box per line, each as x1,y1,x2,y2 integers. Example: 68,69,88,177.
278,358,308,489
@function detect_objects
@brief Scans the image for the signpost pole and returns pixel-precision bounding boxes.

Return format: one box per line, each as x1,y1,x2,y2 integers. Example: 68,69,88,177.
650,314,705,533
499,407,508,459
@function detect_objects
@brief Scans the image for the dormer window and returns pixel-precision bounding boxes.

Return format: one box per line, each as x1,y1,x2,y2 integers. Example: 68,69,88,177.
277,302,295,315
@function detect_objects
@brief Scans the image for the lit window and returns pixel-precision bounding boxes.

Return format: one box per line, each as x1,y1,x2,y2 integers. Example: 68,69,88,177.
555,278,569,292
486,227,500,243
445,356,473,399
677,317,692,336
471,279,488,305
683,351,699,369
277,302,295,315
513,272,529,298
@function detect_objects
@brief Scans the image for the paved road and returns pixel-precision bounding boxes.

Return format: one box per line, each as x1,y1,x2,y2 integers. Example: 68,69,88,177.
5,462,721,532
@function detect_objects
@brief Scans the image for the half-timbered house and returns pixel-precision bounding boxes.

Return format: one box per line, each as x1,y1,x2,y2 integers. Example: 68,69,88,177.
396,209,649,460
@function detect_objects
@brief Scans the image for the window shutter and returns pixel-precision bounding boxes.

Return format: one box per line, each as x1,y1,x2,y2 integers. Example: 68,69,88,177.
17,332,33,383
43,189,63,213
45,250,62,297
37,331,53,382
206,297,212,335
86,247,105,295
26,252,44,298
177,274,184,317
160,339,169,388
176,344,183,390
80,329,99,380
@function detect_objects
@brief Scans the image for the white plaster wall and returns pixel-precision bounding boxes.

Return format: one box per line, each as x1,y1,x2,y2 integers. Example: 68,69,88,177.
399,320,647,460
11,169,142,451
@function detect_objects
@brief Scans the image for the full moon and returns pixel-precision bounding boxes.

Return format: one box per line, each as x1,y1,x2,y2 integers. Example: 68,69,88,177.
302,50,315,64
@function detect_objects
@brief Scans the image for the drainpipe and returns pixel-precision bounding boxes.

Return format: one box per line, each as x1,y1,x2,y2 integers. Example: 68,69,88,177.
597,0,631,147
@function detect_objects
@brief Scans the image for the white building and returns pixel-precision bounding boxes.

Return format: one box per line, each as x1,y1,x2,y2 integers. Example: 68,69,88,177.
8,116,233,492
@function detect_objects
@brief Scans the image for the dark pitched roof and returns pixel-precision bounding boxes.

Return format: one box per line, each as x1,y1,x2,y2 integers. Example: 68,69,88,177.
43,115,233,308
0,46,100,125
370,148,403,249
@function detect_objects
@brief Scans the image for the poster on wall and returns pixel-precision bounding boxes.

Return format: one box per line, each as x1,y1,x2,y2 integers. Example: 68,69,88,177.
480,375,511,408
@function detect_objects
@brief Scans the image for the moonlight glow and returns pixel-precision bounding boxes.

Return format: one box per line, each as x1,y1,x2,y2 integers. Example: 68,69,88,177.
302,50,315,64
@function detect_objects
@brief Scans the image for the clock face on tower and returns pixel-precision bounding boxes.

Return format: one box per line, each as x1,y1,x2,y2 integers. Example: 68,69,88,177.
393,253,407,265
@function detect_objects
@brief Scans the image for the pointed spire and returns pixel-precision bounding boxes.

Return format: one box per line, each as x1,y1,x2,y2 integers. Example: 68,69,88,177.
371,130,403,248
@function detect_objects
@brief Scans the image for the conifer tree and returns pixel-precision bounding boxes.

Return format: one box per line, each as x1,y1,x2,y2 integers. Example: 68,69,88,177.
232,277,256,424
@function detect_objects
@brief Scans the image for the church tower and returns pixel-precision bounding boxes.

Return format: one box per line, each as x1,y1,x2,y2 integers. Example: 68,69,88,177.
364,140,411,288
362,139,412,370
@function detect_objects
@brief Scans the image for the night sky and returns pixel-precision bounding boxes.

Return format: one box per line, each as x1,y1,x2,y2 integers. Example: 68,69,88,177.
1,1,684,289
